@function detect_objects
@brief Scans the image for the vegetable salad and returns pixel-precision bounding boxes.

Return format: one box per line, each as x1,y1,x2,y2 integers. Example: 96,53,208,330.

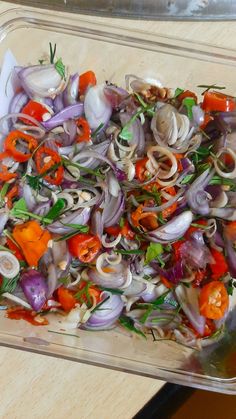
0,44,235,348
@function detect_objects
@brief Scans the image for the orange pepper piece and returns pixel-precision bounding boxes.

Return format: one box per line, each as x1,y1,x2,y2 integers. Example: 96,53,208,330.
12,220,51,267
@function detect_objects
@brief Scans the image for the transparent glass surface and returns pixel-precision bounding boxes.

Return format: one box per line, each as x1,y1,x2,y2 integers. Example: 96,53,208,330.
0,7,236,394
4,0,236,20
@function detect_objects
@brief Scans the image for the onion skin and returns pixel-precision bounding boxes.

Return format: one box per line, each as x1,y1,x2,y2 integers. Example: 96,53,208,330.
20,269,48,312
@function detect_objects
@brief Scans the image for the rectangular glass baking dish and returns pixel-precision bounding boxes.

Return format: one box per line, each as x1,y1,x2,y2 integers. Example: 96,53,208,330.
1,6,236,394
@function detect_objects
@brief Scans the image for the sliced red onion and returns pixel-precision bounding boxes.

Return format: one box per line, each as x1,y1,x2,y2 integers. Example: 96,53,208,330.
34,201,52,217
20,183,37,211
42,103,84,131
63,73,79,107
51,239,71,272
62,119,77,145
192,105,205,126
18,64,66,98
84,84,112,130
20,269,48,312
102,190,125,227
54,93,64,113
210,207,236,221
141,188,184,213
180,232,214,269
47,207,91,234
71,142,111,171
0,210,9,234
9,92,29,121
175,285,206,336
84,292,124,329
146,211,193,243
88,261,130,289
47,263,58,298
120,111,145,156
151,260,184,285
186,169,215,215
90,210,104,238
104,85,129,108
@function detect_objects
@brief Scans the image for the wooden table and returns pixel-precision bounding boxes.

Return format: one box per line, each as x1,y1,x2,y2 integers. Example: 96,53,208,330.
0,2,236,418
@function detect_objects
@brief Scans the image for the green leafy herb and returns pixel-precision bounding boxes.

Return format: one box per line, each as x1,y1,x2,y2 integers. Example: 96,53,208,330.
210,176,236,191
191,145,213,166
134,92,148,108
54,226,89,242
140,306,154,324
49,42,57,64
91,123,104,138
60,222,89,231
10,198,29,220
190,223,209,230
174,87,184,98
119,126,133,141
119,104,153,141
119,217,125,228
119,315,146,338
58,276,70,285
145,243,163,265
45,198,65,221
0,183,9,204
10,198,52,224
197,84,225,94
90,296,110,313
26,175,41,191
62,158,103,179
55,58,66,80
116,249,144,255
182,97,196,119
180,174,195,185
158,213,166,225
0,274,19,294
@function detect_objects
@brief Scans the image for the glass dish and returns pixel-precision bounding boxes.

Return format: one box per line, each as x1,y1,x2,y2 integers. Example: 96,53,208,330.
1,6,236,394
4,0,236,20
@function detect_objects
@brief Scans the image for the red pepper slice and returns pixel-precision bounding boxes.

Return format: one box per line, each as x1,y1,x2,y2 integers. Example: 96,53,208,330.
79,70,97,95
35,146,64,185
209,248,228,280
4,130,38,162
5,185,19,209
76,117,91,143
6,237,25,261
135,158,149,182
202,91,235,112
178,90,198,103
20,100,49,125
0,165,17,182
67,233,101,263
57,287,77,312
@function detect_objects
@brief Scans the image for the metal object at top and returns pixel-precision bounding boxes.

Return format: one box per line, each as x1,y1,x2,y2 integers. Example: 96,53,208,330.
4,0,236,20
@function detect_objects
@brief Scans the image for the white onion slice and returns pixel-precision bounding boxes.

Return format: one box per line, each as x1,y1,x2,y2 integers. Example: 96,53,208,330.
0,251,20,278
